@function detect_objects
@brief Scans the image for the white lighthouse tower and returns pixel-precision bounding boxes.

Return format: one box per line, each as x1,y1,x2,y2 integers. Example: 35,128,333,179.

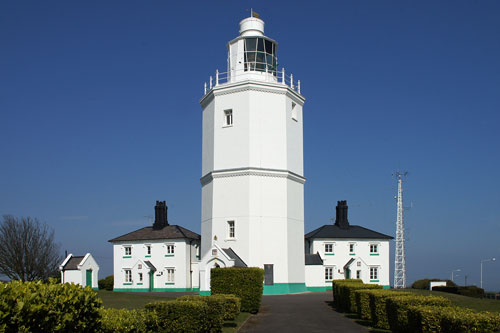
199,15,306,295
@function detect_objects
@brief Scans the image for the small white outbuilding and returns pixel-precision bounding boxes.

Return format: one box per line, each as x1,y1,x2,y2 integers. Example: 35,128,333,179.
59,253,99,290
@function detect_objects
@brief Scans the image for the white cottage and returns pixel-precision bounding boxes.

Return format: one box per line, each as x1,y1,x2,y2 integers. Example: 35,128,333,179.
304,201,393,291
109,201,201,292
59,253,99,290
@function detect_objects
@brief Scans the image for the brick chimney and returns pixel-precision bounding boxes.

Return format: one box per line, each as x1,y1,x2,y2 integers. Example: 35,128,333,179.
153,200,168,230
335,200,349,229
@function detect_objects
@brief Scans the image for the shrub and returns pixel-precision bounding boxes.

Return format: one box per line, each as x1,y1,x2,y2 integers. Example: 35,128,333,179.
212,294,241,320
145,300,223,333
211,267,264,313
433,285,485,298
176,295,225,329
411,278,456,290
98,275,114,291
100,308,153,332
407,305,500,333
0,280,102,332
332,280,382,313
386,294,452,332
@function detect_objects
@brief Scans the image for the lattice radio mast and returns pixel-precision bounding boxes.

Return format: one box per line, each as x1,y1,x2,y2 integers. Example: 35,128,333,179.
394,171,407,289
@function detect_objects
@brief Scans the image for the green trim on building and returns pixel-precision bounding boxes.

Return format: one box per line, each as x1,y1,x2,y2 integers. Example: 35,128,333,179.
164,254,174,257
324,253,335,256
137,283,143,285
122,256,131,258
306,286,333,292
349,253,356,256
165,282,175,285
383,285,390,289
123,282,132,285
145,255,151,258
370,280,380,282
199,290,211,296
370,253,379,256
263,283,307,295
92,287,99,291
114,287,200,292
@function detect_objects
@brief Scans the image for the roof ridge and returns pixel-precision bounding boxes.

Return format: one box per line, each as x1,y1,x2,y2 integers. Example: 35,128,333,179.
174,225,188,238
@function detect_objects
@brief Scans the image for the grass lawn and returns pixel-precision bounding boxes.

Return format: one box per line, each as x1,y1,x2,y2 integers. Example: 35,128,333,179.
403,289,500,313
97,290,176,309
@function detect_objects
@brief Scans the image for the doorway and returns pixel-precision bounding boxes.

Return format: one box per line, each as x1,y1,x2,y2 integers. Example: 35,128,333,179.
86,270,92,288
264,264,274,285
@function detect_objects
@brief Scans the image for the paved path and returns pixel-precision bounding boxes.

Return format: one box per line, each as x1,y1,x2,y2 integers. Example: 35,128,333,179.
239,292,368,333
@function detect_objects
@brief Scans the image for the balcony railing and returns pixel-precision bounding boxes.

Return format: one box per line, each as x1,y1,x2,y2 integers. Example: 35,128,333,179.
203,68,301,95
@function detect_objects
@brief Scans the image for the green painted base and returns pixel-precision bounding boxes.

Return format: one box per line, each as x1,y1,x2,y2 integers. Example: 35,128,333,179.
263,283,307,295
199,290,211,296
114,287,200,292
383,285,391,289
306,286,333,292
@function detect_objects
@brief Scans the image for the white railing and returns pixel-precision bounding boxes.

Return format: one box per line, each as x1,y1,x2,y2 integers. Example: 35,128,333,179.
203,68,301,95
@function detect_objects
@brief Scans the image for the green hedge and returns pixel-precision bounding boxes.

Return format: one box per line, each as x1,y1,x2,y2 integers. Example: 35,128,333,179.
386,294,452,332
407,305,500,333
145,300,223,333
332,280,382,313
98,275,114,291
211,267,264,313
100,308,154,332
411,278,456,289
176,295,225,329
433,285,485,298
0,280,102,332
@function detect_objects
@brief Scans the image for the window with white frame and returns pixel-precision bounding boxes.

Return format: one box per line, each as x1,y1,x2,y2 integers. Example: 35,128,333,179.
370,244,379,254
370,267,378,280
349,243,355,253
325,267,333,281
124,246,131,256
224,109,233,126
324,243,334,254
166,268,175,283
125,270,132,283
146,245,151,255
227,220,235,238
356,270,361,279
138,272,143,282
166,244,174,255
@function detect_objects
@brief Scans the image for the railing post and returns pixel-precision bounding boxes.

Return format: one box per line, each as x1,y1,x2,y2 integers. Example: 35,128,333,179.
210,76,213,89
216,70,219,86
282,68,285,85
204,82,207,95
290,73,294,89
298,80,301,94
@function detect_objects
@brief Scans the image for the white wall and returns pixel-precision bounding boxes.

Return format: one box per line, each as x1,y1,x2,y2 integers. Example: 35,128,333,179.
305,265,325,287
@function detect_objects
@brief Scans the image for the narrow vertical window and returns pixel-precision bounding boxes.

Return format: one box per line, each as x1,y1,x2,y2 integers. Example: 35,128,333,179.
224,109,233,126
356,270,361,279
139,272,143,282
125,270,132,283
124,246,131,257
166,268,175,283
165,244,174,256
325,267,333,281
370,267,378,281
228,220,235,238
146,245,151,256
349,243,355,254
291,102,297,121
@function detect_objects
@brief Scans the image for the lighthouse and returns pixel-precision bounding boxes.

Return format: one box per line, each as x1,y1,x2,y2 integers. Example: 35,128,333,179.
199,15,306,295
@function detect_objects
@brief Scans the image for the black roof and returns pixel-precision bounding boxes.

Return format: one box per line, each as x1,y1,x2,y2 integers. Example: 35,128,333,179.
222,248,247,267
305,225,393,240
62,256,84,270
109,225,200,242
305,253,323,265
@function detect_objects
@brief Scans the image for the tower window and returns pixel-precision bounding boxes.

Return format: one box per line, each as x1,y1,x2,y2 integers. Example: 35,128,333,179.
227,220,235,238
291,102,297,121
224,109,233,126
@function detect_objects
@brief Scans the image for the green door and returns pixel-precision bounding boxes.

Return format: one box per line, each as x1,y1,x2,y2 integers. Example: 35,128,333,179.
149,272,154,292
345,268,351,279
86,270,92,288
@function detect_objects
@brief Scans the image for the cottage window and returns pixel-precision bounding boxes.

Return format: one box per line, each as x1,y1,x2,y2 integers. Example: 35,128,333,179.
166,268,175,283
166,244,175,255
124,246,131,256
324,243,334,254
125,270,132,283
146,245,151,255
228,220,235,238
139,273,143,282
370,244,379,254
325,267,333,281
356,270,361,279
224,109,233,126
349,243,355,254
370,267,378,281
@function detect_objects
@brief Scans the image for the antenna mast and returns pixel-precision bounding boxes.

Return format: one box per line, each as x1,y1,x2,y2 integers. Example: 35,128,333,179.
394,171,407,289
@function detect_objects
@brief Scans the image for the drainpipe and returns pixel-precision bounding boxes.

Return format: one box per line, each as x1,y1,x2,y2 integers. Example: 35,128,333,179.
189,239,193,289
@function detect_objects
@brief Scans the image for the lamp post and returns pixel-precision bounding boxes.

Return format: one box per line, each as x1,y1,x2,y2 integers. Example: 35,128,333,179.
480,258,496,289
451,269,461,283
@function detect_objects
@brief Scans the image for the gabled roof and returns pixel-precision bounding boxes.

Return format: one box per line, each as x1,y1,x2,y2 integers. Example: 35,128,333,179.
144,260,156,272
221,248,247,267
108,225,200,242
305,224,393,240
343,258,355,270
62,256,85,270
305,253,323,265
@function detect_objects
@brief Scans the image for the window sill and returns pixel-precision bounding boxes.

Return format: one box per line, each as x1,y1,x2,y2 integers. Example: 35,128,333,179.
370,280,379,283
123,282,133,285
137,283,143,285
222,124,233,128
145,255,151,258
123,256,131,258
165,283,175,285
325,253,335,256
370,254,379,256
164,255,175,257
349,253,356,256
325,280,333,283
225,238,237,241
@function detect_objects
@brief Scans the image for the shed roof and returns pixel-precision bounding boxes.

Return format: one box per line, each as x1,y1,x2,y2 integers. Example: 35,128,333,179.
305,253,323,265
62,256,85,270
222,248,247,267
144,260,156,272
305,225,393,240
109,225,200,242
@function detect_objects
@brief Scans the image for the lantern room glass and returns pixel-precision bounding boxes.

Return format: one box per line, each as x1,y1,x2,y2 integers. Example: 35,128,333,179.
243,37,277,75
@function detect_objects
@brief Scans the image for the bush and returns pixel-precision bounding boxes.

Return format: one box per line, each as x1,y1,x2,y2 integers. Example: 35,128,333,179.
176,295,225,330
0,280,102,332
178,295,240,321
411,278,456,290
211,267,264,313
407,305,500,333
145,300,223,333
386,295,452,332
98,275,114,291
332,280,382,313
433,285,485,298
100,308,153,332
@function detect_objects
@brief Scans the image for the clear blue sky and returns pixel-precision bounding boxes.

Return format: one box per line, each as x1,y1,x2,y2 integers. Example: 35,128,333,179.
1,1,499,290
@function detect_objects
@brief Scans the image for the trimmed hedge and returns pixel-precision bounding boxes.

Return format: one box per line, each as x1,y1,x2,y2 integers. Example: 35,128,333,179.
145,300,223,333
0,280,102,332
332,279,382,313
407,305,500,333
100,308,154,332
411,278,456,289
386,294,452,332
179,295,240,320
211,267,264,313
98,275,114,291
176,295,225,329
433,285,485,298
